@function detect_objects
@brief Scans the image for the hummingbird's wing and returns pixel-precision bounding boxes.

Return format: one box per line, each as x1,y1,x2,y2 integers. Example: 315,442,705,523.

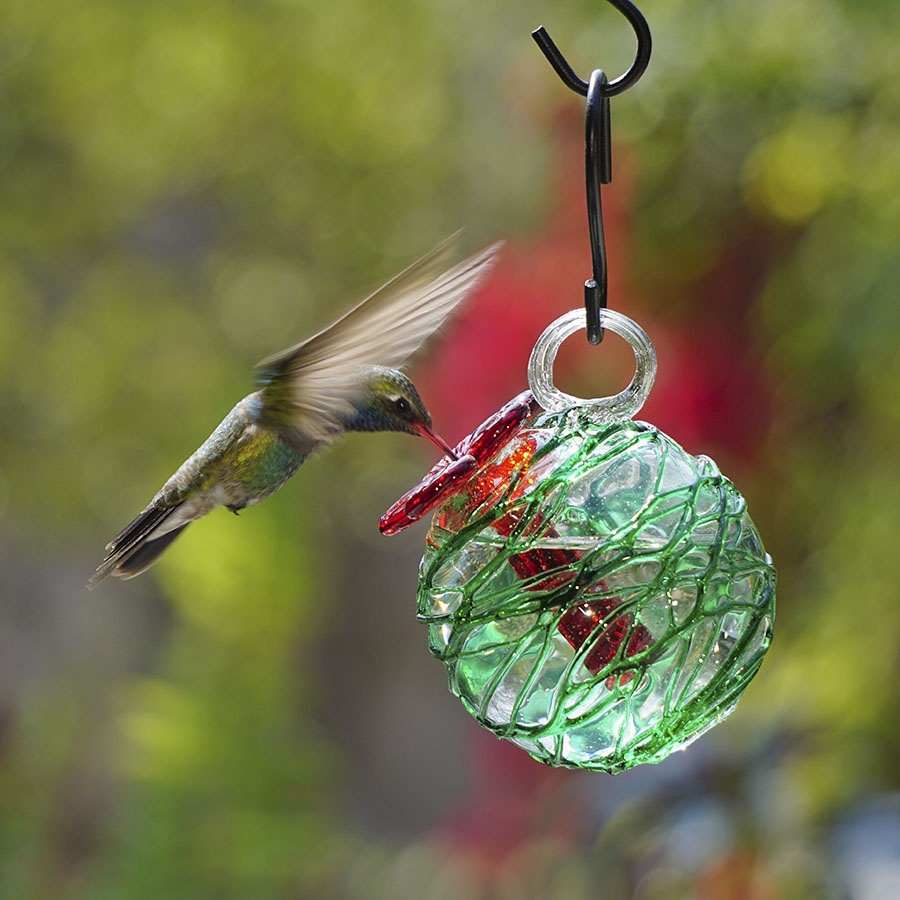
253,235,501,444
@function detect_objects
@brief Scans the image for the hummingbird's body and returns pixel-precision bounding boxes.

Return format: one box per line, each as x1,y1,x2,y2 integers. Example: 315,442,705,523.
156,392,306,514
89,238,499,587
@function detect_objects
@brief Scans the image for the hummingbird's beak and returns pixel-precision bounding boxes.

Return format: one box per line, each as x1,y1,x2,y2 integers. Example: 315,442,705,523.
414,422,458,461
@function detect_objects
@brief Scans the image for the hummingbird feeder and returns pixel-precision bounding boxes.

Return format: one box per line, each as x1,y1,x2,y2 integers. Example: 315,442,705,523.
381,0,775,773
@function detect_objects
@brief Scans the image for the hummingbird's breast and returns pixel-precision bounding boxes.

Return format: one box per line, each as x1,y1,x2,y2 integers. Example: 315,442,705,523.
221,425,306,505
155,393,307,514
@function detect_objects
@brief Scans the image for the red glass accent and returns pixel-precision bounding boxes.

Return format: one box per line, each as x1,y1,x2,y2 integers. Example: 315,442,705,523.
380,392,539,534
490,510,652,681
466,393,540,460
380,455,479,535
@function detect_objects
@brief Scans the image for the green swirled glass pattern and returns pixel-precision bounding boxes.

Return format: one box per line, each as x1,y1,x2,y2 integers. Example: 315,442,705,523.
418,407,776,772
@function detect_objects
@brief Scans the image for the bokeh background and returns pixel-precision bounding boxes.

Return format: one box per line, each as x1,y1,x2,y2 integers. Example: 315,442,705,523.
2,0,899,897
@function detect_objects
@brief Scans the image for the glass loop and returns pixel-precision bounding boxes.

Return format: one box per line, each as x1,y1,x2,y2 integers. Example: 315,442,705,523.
527,308,657,421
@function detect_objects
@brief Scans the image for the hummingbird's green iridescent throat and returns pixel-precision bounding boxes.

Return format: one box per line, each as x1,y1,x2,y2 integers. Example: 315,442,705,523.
89,236,499,588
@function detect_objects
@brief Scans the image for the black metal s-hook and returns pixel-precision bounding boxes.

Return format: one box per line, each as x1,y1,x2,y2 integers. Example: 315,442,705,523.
533,0,652,344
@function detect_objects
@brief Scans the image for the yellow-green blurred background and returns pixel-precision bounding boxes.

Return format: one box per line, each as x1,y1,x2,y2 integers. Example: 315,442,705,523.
2,1,899,897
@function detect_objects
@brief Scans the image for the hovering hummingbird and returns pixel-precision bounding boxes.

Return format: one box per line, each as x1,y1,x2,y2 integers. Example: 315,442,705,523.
89,237,500,588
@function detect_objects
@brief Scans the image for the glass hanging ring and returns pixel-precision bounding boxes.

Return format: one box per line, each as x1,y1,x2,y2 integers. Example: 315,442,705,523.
528,307,657,420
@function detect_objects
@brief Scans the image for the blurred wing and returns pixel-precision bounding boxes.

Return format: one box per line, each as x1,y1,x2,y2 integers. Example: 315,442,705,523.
254,235,501,443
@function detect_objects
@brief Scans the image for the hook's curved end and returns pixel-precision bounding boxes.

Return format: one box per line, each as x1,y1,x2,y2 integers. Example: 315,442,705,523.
532,0,652,98
605,0,651,96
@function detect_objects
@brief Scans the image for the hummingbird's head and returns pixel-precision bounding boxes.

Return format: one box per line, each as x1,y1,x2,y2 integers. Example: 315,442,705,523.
356,367,457,458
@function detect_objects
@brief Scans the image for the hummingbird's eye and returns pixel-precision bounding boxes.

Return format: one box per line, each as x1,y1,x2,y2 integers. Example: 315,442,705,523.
392,396,413,418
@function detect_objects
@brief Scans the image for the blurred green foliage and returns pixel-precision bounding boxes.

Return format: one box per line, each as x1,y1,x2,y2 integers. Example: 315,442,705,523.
1,0,899,897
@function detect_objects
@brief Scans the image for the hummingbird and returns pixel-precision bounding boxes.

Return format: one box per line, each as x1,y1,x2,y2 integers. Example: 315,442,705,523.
88,236,500,588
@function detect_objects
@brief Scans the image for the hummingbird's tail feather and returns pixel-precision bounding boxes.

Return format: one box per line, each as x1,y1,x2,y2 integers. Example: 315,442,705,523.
111,523,190,581
88,504,188,588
